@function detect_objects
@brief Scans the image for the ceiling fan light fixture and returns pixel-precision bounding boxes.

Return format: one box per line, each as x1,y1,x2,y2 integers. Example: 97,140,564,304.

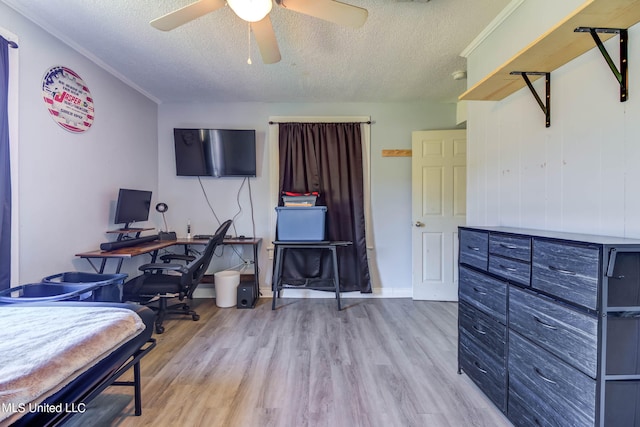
227,0,273,22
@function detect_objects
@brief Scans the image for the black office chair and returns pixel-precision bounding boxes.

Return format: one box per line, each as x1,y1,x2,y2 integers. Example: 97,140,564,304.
123,220,232,334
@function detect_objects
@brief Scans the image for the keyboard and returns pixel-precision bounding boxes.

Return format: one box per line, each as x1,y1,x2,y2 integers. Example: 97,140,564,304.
100,235,159,251
193,234,214,239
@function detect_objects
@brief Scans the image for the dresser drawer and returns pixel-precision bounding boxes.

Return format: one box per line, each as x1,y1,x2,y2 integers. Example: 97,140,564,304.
532,239,600,310
489,255,530,285
459,330,506,412
489,234,531,262
509,286,598,378
459,229,489,270
459,266,507,324
459,302,506,359
509,331,596,426
507,386,575,427
508,378,578,427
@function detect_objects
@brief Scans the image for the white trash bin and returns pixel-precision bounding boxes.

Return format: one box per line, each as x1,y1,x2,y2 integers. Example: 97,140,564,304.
214,270,239,308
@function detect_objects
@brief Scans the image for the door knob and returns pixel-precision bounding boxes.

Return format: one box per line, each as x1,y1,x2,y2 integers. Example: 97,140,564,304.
415,221,425,227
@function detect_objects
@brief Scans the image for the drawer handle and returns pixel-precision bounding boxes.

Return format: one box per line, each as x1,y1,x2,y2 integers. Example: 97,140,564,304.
473,287,487,295
498,264,517,272
472,324,487,335
548,265,576,275
499,243,518,249
473,361,487,374
534,367,557,385
533,316,557,330
467,246,480,252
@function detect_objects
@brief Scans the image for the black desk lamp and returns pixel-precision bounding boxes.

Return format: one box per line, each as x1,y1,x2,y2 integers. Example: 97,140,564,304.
156,203,177,240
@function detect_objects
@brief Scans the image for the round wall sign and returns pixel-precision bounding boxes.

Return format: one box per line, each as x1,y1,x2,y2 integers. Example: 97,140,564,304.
42,66,94,133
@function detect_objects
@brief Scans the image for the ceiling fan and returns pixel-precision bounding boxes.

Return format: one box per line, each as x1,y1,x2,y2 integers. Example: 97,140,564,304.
150,0,368,64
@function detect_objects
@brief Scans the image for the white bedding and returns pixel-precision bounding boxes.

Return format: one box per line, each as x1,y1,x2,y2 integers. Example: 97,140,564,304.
0,305,145,425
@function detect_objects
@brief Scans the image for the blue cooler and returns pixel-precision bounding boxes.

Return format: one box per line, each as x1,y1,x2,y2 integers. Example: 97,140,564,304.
275,206,327,241
42,272,128,302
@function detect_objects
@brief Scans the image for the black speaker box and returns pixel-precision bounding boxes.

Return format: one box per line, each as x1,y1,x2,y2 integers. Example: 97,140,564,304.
158,231,177,241
237,282,256,309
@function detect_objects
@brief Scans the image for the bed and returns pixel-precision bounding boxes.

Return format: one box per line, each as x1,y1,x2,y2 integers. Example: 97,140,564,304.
0,301,156,427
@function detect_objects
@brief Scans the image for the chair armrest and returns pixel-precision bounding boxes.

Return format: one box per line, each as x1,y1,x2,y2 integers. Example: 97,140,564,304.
160,254,195,263
138,262,189,274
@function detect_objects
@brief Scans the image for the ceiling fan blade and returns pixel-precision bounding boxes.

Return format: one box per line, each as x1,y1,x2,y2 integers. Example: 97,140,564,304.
277,0,368,28
150,0,226,31
251,16,281,64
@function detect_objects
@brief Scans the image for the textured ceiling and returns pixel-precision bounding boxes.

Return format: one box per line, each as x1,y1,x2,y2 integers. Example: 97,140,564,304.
1,0,510,104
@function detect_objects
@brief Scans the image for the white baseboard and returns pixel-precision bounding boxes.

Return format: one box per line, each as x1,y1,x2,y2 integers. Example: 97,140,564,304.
193,284,412,299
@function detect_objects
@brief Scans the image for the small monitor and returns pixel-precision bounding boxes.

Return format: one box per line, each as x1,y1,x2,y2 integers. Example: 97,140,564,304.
114,188,152,229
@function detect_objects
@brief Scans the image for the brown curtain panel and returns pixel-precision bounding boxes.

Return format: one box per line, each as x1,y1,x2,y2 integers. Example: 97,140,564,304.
278,122,371,293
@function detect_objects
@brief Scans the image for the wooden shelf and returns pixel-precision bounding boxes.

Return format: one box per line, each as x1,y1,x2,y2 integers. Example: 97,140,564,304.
460,0,640,101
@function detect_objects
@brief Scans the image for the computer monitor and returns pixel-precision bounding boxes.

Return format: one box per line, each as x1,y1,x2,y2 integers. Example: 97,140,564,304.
114,188,152,229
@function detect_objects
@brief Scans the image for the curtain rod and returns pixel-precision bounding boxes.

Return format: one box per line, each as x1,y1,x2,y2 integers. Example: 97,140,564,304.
269,120,372,125
1,36,18,49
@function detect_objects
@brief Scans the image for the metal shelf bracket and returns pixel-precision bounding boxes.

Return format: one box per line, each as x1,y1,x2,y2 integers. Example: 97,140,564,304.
509,71,551,127
575,27,628,102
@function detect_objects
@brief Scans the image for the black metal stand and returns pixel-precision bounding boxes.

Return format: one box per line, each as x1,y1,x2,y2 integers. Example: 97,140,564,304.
510,71,551,128
271,241,352,311
574,27,628,102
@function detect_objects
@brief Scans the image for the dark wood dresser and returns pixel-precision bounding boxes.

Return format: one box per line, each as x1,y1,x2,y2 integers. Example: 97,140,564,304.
458,226,640,426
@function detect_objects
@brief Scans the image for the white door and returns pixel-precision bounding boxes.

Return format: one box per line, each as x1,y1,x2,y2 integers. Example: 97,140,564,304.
411,129,466,301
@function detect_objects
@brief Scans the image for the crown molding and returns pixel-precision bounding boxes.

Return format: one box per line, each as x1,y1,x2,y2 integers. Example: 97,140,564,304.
460,0,525,58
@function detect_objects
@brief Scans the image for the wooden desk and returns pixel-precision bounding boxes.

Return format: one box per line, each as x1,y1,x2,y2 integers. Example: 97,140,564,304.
76,240,176,274
76,237,262,307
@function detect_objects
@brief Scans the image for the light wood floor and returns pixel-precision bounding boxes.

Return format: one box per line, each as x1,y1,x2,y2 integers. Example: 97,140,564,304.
65,298,512,427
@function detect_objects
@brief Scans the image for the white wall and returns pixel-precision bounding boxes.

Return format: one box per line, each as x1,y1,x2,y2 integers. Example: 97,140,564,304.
1,2,159,284
158,102,457,295
3,0,460,293
466,0,640,238
466,0,585,86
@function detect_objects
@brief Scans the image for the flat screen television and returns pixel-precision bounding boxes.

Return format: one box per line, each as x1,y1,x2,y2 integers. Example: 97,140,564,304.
114,188,152,229
174,128,257,177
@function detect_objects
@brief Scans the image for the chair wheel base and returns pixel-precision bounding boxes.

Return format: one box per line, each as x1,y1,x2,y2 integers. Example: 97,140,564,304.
192,314,200,321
